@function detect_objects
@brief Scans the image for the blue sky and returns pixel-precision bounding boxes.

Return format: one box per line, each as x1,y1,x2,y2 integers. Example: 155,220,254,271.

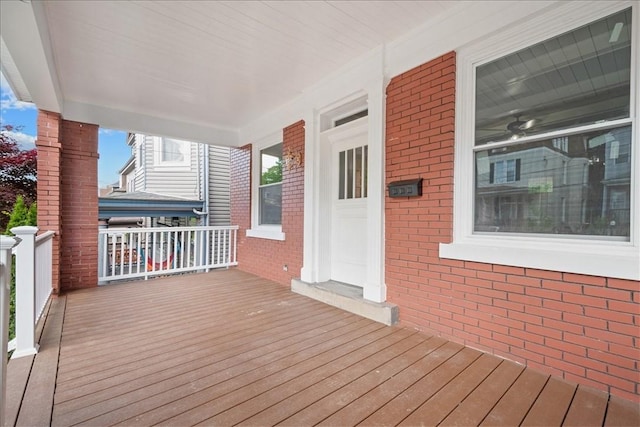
1,72,132,188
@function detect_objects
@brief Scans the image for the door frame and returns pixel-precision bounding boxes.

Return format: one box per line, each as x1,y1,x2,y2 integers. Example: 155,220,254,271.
301,85,386,303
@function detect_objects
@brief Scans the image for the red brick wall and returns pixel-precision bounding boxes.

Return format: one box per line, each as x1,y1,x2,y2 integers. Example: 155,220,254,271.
385,51,640,401
59,120,99,291
36,111,62,293
230,121,305,286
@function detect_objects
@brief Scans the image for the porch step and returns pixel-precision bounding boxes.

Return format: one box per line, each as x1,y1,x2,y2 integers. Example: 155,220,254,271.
291,279,398,326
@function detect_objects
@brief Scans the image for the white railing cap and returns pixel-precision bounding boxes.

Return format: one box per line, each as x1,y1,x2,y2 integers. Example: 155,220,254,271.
10,226,39,236
0,235,19,250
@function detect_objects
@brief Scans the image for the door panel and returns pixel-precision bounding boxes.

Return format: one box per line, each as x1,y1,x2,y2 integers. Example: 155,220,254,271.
331,130,368,286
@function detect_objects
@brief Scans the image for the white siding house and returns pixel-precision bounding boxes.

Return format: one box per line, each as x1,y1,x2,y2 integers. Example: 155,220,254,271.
108,133,231,225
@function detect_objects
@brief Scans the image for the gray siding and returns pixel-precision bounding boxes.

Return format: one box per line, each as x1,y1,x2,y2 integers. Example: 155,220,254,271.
208,146,231,226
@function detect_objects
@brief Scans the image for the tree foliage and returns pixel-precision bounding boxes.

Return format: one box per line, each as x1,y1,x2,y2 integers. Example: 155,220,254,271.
5,195,36,234
260,160,283,185
1,124,37,232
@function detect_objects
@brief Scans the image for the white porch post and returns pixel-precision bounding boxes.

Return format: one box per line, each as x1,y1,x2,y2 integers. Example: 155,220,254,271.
1,235,19,424
301,110,318,283
364,78,387,303
10,226,39,358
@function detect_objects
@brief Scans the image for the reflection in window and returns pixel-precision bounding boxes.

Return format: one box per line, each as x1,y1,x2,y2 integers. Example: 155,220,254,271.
473,8,632,240
156,138,190,165
490,159,520,184
259,143,283,225
475,127,631,237
475,8,631,146
162,139,185,162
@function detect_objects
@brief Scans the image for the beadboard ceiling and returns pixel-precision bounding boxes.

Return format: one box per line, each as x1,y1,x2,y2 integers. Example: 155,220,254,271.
1,1,456,140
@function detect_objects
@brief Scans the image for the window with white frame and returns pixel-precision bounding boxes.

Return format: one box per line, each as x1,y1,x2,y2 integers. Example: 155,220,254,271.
246,136,286,241
153,137,191,167
442,4,638,280
258,143,283,225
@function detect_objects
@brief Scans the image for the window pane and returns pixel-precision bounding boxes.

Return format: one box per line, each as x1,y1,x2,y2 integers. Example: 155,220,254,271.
475,8,631,146
364,145,368,198
259,184,282,225
260,143,282,185
162,139,187,162
347,148,354,199
355,146,363,198
475,126,631,239
339,150,345,200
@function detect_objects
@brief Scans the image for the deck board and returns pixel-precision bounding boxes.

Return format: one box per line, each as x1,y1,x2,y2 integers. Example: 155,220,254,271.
198,329,421,426
398,353,503,426
4,268,639,427
15,295,66,427
53,306,357,416
245,334,434,426
563,386,610,426
55,317,379,426
438,360,525,426
359,346,482,426
521,376,577,426
604,395,640,427
480,368,549,426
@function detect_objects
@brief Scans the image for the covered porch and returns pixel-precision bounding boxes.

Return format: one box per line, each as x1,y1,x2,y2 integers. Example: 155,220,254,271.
5,269,639,426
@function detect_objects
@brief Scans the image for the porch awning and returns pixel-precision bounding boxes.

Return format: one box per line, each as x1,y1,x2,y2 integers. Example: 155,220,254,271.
98,192,204,219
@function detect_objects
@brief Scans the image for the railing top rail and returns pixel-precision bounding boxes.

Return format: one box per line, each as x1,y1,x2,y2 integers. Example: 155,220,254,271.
99,225,239,234
35,231,56,245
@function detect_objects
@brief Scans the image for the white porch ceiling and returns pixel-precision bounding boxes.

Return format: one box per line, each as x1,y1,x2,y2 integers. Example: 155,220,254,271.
1,0,457,146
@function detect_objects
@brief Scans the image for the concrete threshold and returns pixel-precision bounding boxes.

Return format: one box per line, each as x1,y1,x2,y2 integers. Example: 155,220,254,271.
291,279,398,326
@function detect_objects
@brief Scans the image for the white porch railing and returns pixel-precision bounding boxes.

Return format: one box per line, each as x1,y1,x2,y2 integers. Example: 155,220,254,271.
1,235,18,424
98,225,239,282
8,226,55,359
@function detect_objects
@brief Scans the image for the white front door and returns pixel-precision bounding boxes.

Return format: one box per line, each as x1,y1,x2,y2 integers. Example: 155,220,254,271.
330,124,368,286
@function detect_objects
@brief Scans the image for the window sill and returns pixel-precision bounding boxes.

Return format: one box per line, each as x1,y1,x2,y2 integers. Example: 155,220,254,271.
151,164,191,170
246,228,285,241
439,237,639,281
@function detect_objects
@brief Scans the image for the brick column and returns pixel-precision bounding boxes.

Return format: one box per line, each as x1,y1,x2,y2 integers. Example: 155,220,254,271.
36,111,62,293
36,111,99,293
60,120,99,291
230,144,252,263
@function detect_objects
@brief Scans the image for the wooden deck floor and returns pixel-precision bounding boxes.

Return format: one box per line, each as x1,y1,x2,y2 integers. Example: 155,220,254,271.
5,269,639,426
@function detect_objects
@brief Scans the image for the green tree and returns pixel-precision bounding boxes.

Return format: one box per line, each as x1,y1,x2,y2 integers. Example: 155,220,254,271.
261,160,283,185
1,125,37,232
5,195,30,234
27,202,37,226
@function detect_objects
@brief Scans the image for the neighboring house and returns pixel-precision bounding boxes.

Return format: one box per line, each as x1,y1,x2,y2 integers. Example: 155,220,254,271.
4,0,638,403
100,133,231,227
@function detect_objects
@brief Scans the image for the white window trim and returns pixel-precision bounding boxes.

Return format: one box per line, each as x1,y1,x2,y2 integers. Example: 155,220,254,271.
153,136,191,168
440,1,640,280
247,134,285,241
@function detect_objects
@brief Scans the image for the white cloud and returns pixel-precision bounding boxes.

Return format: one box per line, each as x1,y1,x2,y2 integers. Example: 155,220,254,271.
5,130,36,150
0,72,36,111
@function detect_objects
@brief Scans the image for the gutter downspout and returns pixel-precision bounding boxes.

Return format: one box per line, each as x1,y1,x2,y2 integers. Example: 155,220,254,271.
196,143,210,226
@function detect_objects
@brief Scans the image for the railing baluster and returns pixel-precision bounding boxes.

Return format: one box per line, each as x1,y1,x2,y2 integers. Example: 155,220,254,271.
34,232,54,325
205,229,211,272
179,230,185,269
144,232,150,278
187,230,192,269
